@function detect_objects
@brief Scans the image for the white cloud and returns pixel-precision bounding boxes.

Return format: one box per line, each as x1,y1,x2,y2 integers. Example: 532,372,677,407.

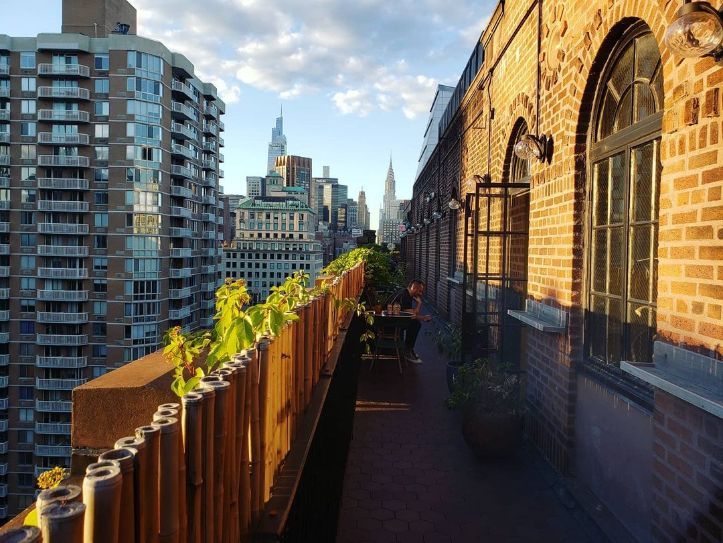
132,0,494,117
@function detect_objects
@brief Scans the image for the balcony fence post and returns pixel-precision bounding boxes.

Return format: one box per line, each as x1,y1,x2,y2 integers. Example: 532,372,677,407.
214,367,237,543
196,384,215,543
82,464,123,543
181,392,203,543
152,417,180,543
257,337,272,505
199,377,231,543
225,359,248,543
247,346,262,524
40,501,86,543
0,527,41,542
35,485,81,533
98,448,136,543
114,436,147,543
135,424,161,543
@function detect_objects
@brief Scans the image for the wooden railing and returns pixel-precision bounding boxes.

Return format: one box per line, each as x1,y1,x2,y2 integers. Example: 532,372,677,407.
3,263,364,543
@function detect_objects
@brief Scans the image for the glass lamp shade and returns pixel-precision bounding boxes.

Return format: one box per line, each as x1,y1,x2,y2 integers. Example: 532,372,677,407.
665,2,723,57
448,198,461,210
423,218,431,225
513,135,544,160
416,224,422,229
432,211,443,220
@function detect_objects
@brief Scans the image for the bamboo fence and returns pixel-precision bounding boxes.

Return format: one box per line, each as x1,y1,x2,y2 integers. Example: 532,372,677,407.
23,263,364,543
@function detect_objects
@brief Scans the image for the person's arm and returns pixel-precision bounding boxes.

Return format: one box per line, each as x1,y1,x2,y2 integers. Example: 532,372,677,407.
412,296,432,321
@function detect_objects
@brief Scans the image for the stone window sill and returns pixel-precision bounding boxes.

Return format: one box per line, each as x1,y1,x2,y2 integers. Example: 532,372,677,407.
507,299,567,333
621,342,722,419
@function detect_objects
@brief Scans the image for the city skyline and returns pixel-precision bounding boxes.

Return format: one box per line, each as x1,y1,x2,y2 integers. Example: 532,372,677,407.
1,0,491,231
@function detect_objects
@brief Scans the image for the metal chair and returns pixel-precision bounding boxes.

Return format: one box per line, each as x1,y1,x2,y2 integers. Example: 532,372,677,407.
369,315,408,374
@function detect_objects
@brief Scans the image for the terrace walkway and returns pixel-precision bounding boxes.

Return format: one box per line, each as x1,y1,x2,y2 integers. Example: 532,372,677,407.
336,313,609,543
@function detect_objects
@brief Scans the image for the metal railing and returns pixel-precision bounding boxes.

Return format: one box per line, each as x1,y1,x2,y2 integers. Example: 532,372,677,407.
38,86,90,100
37,289,88,301
170,267,193,278
171,101,196,120
171,122,196,140
171,185,193,198
37,312,89,323
171,164,193,179
37,177,89,190
38,200,89,212
38,245,89,256
169,287,192,299
169,247,193,258
36,356,88,368
38,223,89,234
36,400,72,412
36,378,87,390
171,144,196,161
38,155,90,167
38,132,90,145
0,355,9,366
170,205,193,218
38,109,90,122
37,334,89,346
38,63,90,77
34,445,72,457
38,267,88,279
169,307,191,320
0,310,9,321
169,227,193,238
35,422,72,435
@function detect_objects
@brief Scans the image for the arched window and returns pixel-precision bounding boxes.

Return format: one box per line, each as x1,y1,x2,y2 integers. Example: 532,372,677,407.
509,120,530,182
587,26,662,367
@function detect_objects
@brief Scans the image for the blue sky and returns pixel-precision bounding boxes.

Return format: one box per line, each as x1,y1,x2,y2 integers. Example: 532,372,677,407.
3,0,493,228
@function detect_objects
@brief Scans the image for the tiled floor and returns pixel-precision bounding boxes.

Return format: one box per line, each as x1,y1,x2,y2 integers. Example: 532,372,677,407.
336,316,608,543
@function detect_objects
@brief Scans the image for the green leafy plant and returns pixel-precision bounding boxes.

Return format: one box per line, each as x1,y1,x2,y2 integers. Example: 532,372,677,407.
446,359,523,416
436,323,462,359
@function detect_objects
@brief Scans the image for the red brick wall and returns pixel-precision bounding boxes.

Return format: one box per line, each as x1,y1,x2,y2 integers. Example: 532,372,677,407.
651,391,722,543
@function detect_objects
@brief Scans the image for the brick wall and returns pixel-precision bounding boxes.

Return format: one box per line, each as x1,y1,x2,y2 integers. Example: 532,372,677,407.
651,391,722,543
401,0,723,541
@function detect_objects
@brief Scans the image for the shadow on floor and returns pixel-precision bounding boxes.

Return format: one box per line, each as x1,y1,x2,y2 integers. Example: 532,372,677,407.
336,315,609,543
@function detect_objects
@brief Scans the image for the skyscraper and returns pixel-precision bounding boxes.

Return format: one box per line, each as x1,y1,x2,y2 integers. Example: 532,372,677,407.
357,188,370,230
0,0,224,516
274,155,313,208
266,108,287,174
379,157,400,244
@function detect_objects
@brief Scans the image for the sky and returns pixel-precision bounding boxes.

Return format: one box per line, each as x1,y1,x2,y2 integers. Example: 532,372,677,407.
2,0,494,229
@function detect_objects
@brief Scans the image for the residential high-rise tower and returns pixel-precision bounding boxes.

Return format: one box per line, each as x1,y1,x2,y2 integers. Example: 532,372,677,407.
0,0,224,516
266,108,287,174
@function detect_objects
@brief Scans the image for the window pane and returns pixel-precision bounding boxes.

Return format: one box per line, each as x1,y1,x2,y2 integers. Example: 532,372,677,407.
628,225,652,302
608,226,624,296
593,160,609,226
627,303,655,364
635,33,659,81
592,229,607,293
590,295,606,360
630,140,657,222
606,298,622,364
633,83,656,123
610,153,625,224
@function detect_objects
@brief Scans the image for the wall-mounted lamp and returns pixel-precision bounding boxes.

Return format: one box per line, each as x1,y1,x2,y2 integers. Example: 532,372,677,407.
432,211,443,221
664,1,723,60
514,134,552,162
423,218,431,225
416,223,422,229
448,198,461,210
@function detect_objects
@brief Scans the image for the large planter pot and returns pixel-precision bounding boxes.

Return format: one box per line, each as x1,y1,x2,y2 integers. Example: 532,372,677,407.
461,408,522,458
446,360,462,394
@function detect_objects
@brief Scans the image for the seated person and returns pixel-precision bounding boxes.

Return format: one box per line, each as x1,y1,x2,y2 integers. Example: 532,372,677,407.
387,279,432,363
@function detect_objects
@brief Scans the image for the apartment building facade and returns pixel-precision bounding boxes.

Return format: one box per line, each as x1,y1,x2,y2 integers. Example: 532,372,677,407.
0,0,224,516
223,196,322,302
403,1,722,541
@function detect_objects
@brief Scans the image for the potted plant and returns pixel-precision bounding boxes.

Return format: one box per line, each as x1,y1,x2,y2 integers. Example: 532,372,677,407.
446,359,524,458
435,323,462,392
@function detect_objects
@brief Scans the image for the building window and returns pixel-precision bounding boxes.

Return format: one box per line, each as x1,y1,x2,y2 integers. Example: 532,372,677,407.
20,277,35,290
20,122,36,137
20,321,35,334
21,100,36,114
95,54,109,71
95,124,109,139
20,299,35,312
19,408,33,422
19,52,35,69
95,78,109,94
21,77,36,92
586,27,662,368
20,144,36,160
95,101,109,116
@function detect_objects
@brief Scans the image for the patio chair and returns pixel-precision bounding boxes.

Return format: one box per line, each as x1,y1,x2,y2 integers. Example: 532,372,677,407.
369,315,408,374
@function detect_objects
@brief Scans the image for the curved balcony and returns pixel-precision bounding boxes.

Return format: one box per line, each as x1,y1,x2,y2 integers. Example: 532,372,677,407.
38,109,89,123
202,195,217,205
37,177,89,190
0,355,9,366
0,244,8,255
0,311,9,321
36,400,72,412
169,307,191,320
38,132,89,145
0,177,7,189
202,159,217,170
0,223,8,234
217,119,225,131
0,442,7,454
170,206,192,218
38,267,88,279
0,423,5,434
200,316,214,328
35,445,72,457
36,356,87,368
171,185,193,199
203,142,217,153
38,63,90,77
201,213,216,223
37,312,89,324
38,86,90,100
35,422,72,435
171,80,195,101
169,227,192,238
37,289,88,301
0,399,7,410
0,156,9,166
0,333,9,343
218,136,225,147
170,267,192,278
170,164,193,179
169,287,192,299
38,223,89,234
38,245,89,257
171,144,196,161
169,247,192,258
171,101,196,121
38,200,89,212
202,230,216,239
38,155,89,167
202,122,218,136
0,111,9,122
171,122,196,141
0,133,9,144
0,377,7,388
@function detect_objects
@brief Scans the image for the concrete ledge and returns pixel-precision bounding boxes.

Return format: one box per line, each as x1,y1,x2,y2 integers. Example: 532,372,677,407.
622,344,722,419
508,299,567,333
72,350,176,452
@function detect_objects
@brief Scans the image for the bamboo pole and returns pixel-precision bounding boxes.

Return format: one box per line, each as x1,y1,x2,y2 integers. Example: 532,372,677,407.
114,436,147,543
83,465,123,543
0,527,41,542
181,391,203,543
40,501,85,543
238,356,253,536
36,485,81,531
196,385,215,543
224,360,247,543
152,417,180,543
256,338,271,508
214,367,236,543
99,448,136,543
153,403,185,542
199,377,230,543
135,424,161,543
